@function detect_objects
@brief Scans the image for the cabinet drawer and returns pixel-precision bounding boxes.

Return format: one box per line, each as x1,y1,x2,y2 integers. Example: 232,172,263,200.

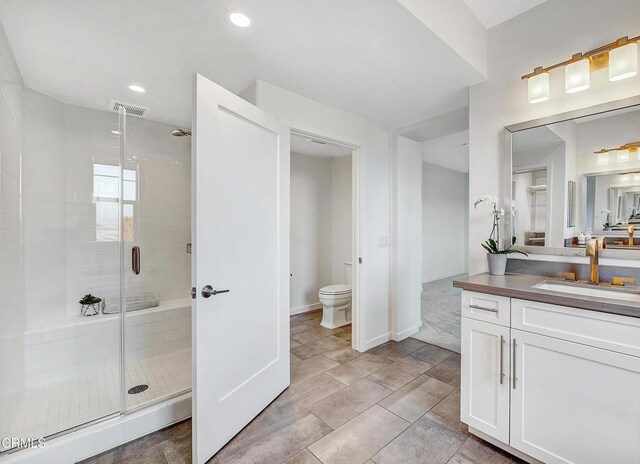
461,291,510,327
512,298,640,357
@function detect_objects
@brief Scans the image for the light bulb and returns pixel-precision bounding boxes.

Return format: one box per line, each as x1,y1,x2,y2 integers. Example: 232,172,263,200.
597,152,610,166
609,42,638,81
528,72,550,103
565,59,590,93
617,149,630,163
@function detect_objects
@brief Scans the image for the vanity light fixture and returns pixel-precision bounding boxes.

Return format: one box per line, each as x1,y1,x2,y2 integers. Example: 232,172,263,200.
523,35,640,103
595,142,640,164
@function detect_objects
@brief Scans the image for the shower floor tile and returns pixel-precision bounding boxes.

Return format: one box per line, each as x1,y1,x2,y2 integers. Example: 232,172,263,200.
4,348,191,443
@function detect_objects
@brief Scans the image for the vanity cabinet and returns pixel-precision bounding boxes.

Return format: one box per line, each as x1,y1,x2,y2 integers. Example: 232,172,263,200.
461,290,640,464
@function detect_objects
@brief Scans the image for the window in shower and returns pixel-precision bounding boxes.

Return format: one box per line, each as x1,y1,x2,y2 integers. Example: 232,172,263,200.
94,163,137,241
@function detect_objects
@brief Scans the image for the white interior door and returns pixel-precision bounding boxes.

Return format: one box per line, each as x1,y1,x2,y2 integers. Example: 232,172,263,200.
192,74,290,464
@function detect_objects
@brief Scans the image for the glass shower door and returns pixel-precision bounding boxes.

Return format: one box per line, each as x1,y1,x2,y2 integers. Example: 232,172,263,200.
0,91,125,452
122,115,192,411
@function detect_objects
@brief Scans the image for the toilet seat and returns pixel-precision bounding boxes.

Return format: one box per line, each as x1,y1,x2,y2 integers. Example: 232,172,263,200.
319,284,351,296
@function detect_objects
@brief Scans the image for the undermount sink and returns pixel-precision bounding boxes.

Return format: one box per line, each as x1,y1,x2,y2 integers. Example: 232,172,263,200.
533,281,640,303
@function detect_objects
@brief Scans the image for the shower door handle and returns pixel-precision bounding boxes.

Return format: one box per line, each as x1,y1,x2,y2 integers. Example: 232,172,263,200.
201,285,230,298
132,246,141,275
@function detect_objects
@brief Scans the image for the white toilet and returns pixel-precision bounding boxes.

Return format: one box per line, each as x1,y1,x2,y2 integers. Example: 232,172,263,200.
318,284,352,329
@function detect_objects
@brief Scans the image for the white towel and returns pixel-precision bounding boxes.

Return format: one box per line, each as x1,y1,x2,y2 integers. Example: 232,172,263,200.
102,293,160,314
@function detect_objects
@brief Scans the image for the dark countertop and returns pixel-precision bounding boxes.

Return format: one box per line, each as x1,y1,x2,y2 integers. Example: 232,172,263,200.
453,273,640,319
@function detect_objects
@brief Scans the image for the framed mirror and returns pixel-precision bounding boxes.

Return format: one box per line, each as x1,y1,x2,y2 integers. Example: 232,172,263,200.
505,96,640,253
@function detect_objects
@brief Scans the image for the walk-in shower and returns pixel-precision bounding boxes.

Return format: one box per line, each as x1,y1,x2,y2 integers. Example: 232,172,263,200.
0,80,192,453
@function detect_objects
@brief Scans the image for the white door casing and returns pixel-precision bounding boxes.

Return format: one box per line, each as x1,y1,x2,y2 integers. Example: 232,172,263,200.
192,74,290,464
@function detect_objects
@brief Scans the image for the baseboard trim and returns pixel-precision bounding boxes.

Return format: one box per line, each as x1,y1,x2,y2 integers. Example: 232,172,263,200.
391,325,420,341
361,332,391,351
290,303,322,316
1,393,191,464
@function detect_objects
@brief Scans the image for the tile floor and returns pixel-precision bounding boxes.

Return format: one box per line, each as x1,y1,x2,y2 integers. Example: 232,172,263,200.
411,275,467,353
4,348,191,444
81,310,522,464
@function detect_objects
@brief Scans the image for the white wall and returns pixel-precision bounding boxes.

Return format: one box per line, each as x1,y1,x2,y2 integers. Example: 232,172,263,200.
0,21,25,441
331,155,353,284
469,0,640,274
422,162,468,281
242,80,396,350
290,153,332,313
391,136,422,340
289,152,353,314
22,90,191,330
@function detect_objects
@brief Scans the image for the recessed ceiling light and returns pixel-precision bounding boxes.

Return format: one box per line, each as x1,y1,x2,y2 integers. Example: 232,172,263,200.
228,11,252,28
128,85,145,93
110,130,120,135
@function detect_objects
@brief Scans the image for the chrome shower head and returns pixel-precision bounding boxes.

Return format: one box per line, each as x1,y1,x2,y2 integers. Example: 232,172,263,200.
172,129,191,137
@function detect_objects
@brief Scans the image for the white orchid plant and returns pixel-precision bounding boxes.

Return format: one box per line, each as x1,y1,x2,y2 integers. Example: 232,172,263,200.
474,194,527,256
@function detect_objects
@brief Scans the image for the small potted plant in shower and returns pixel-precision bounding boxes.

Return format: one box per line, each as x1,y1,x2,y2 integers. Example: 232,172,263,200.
475,194,528,276
79,294,103,317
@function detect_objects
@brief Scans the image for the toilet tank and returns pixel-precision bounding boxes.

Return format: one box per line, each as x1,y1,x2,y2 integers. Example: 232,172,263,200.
344,262,353,286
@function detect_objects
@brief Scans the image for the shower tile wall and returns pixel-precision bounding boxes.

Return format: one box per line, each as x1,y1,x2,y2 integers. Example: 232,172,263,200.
0,23,25,443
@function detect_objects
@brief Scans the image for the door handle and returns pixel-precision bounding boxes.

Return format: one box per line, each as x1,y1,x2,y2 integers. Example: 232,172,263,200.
499,335,505,385
201,285,230,298
512,339,517,389
469,304,498,313
132,246,140,275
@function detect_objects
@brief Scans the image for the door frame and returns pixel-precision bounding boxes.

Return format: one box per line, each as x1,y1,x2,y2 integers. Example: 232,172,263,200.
290,128,363,352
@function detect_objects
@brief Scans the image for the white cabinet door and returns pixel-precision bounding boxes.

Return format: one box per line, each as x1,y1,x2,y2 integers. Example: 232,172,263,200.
461,317,510,443
510,329,640,464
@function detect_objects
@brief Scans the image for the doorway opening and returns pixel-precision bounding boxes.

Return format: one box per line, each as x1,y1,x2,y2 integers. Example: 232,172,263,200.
412,129,469,354
289,130,361,351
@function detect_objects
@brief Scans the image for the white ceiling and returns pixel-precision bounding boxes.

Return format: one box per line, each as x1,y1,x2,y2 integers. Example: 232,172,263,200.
462,0,549,29
421,130,469,173
0,0,486,129
512,126,564,153
291,134,352,158
397,105,469,142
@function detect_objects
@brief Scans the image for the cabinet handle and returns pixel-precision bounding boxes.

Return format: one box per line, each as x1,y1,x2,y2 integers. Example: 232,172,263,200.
469,304,498,313
499,335,505,385
512,339,517,389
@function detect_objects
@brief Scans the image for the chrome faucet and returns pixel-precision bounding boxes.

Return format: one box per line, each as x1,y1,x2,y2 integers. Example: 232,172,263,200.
586,238,605,285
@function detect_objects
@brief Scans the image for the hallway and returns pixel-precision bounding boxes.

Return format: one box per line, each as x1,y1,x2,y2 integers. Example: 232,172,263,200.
410,275,467,353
